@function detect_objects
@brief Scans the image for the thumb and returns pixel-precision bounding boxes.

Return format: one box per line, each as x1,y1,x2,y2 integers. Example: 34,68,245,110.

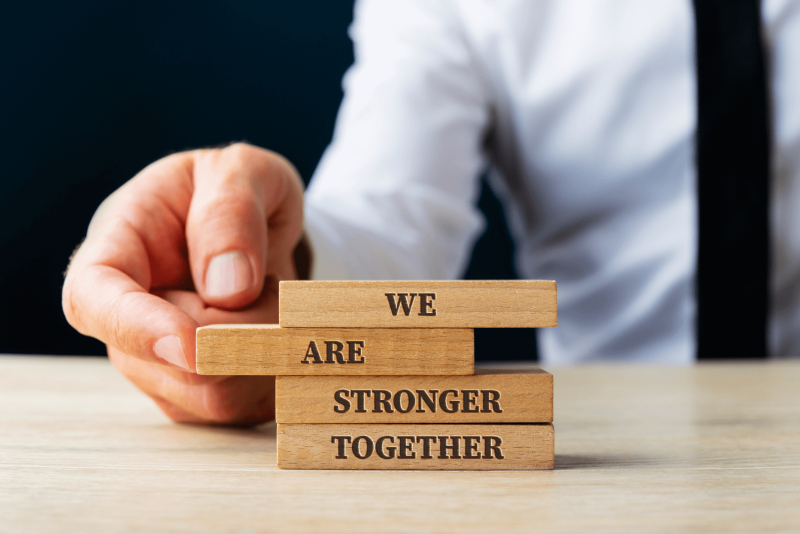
187,143,304,309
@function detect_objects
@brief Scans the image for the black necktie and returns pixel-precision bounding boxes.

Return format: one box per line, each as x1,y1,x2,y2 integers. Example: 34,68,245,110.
693,0,770,359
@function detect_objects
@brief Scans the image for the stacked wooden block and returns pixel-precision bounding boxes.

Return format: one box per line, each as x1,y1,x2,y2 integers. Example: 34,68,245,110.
196,280,557,470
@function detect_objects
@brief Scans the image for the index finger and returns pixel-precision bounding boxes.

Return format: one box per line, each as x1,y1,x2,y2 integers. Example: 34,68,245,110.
63,153,201,371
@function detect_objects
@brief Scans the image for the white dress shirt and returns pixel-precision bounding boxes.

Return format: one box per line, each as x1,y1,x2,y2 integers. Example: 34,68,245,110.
303,0,800,364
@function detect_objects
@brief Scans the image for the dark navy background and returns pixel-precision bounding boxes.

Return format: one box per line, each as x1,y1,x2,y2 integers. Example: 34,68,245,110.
0,1,536,361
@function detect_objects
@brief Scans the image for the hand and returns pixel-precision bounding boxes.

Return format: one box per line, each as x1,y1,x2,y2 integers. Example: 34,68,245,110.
63,143,305,424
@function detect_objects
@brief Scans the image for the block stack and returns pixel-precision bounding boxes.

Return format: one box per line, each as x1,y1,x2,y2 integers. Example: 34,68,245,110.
196,280,557,470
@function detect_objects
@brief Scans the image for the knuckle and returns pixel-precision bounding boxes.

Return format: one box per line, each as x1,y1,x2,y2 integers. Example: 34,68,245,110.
197,194,263,240
61,279,79,328
223,142,255,162
204,189,258,217
61,272,93,336
223,143,299,190
102,291,144,355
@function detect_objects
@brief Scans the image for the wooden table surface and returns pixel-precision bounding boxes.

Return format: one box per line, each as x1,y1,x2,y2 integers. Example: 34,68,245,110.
1,356,798,533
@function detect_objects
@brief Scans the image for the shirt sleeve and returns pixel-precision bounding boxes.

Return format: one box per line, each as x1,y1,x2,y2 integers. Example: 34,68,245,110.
304,0,491,280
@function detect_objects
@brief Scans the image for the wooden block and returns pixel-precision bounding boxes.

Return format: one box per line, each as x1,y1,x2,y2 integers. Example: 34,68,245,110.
277,423,554,470
196,325,474,375
279,280,557,328
275,366,552,423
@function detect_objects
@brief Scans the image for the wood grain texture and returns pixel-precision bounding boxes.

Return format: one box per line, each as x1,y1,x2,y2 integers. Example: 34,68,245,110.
275,366,552,423
196,324,474,375
4,356,800,533
277,423,554,470
279,280,557,328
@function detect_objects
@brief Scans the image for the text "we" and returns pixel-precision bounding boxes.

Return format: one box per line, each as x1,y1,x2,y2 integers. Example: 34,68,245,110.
385,293,437,316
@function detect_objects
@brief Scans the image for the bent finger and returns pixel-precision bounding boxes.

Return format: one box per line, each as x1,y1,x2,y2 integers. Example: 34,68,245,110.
64,218,199,372
109,346,275,424
187,143,304,309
